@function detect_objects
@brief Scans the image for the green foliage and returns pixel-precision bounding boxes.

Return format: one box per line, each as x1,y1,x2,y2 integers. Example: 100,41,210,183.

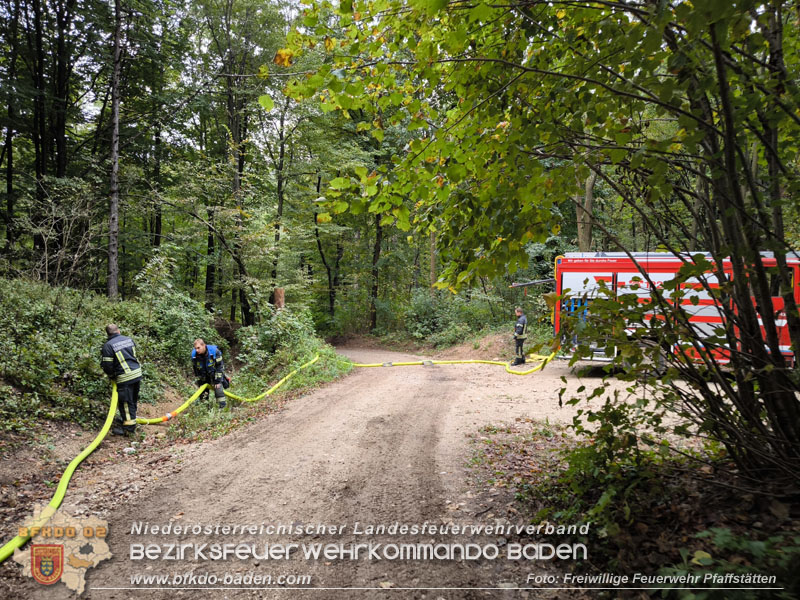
657,529,800,599
133,252,221,364
233,305,350,398
167,399,244,442
0,274,350,439
290,0,800,487
0,275,218,429
428,322,473,348
531,409,666,538
236,307,316,374
401,289,506,345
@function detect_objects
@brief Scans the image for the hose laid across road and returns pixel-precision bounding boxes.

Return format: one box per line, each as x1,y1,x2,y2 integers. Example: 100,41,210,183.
347,351,556,375
0,349,553,564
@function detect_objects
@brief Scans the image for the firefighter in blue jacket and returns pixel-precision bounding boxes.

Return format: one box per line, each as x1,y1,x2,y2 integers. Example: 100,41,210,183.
192,338,228,408
512,307,528,365
101,324,142,436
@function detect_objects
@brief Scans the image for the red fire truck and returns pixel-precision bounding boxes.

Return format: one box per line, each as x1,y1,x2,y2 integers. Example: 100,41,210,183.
552,252,799,364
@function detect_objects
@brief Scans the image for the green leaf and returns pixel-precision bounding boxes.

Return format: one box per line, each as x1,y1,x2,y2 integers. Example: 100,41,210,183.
609,148,627,164
329,177,351,190
469,2,492,22
258,95,275,111
427,0,448,14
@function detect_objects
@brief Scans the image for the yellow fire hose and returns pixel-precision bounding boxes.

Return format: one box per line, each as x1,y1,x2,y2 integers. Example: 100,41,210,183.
0,354,321,564
0,349,553,564
0,383,119,563
346,352,556,375
135,383,210,425
224,355,321,403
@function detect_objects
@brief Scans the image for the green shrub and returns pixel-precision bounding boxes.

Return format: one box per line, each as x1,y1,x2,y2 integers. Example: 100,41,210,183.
236,307,316,375
0,274,216,429
402,289,506,345
657,529,800,599
0,269,349,435
429,322,472,347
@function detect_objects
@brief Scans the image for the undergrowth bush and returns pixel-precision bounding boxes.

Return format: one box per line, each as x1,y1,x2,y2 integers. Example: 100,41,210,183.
402,289,507,344
658,528,800,599
0,275,219,431
0,266,351,438
234,306,350,399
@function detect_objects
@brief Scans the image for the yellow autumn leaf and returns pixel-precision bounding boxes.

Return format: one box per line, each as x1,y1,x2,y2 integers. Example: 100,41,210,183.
324,37,335,51
273,48,294,67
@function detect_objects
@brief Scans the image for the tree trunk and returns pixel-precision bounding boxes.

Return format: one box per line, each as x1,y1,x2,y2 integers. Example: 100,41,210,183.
576,171,598,252
107,0,122,299
3,0,19,251
370,215,382,331
30,0,47,253
204,208,215,312
53,0,76,179
429,230,436,288
152,126,162,247
269,99,289,297
332,243,343,316
273,288,285,309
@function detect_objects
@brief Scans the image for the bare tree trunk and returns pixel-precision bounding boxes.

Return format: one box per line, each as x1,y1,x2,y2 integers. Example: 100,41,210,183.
204,208,215,312
370,215,382,331
3,0,19,252
429,231,436,288
577,171,598,252
107,0,122,299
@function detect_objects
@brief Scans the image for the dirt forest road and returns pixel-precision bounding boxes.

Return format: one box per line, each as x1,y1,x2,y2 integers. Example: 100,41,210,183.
9,346,623,600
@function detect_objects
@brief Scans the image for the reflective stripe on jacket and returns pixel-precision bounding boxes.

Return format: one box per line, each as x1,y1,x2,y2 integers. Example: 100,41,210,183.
101,333,143,384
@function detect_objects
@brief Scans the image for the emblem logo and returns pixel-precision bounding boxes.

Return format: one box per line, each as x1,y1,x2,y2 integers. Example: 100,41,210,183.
31,544,64,585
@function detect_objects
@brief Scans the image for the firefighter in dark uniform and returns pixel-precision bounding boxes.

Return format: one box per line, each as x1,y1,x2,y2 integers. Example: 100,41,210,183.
192,338,228,409
101,324,142,436
512,307,528,365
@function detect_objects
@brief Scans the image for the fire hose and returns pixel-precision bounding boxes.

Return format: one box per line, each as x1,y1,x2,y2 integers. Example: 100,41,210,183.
0,350,553,563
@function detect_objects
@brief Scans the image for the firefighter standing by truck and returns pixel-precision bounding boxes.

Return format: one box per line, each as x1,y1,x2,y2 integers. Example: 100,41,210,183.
512,307,528,365
192,338,229,409
100,324,143,436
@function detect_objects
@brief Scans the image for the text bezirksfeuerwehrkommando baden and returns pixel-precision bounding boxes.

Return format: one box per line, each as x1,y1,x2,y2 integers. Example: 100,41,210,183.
128,521,591,562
